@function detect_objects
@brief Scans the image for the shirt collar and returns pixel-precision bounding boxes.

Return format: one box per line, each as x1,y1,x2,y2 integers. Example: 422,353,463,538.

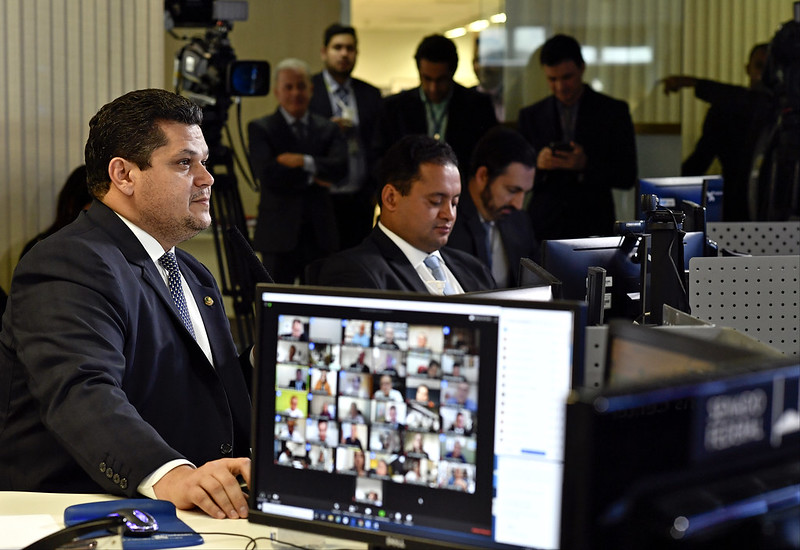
114,212,175,262
278,106,310,126
378,221,444,269
322,70,351,94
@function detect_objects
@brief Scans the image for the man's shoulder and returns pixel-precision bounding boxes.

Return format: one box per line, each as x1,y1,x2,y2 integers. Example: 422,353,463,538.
583,86,630,110
351,77,381,96
520,95,554,116
382,88,419,108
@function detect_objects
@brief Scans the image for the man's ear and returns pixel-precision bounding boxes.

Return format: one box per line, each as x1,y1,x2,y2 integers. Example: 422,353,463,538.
381,183,400,211
474,166,490,191
108,157,136,196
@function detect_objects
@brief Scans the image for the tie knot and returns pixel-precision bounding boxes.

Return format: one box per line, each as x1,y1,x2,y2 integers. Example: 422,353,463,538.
159,251,179,273
423,254,442,271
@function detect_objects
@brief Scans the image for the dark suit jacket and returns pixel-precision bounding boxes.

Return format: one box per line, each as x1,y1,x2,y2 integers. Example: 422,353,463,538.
0,201,251,495
681,79,764,221
248,109,348,253
446,190,538,287
518,86,637,240
314,226,496,293
373,83,497,174
309,73,383,160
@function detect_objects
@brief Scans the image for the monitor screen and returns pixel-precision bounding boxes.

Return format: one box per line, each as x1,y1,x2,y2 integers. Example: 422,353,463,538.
541,233,706,322
638,176,724,222
561,355,800,549
249,285,586,550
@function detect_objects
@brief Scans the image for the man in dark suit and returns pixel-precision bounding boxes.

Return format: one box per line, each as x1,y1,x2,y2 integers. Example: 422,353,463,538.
373,34,497,177
518,34,637,240
0,89,251,518
249,58,348,283
662,43,769,221
447,126,538,287
309,23,383,249
315,135,495,293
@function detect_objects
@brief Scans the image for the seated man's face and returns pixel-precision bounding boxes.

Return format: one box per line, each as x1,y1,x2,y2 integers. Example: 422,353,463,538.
382,162,461,253
477,162,535,222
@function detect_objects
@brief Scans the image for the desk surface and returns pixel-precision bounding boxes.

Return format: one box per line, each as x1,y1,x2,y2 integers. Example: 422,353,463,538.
0,491,367,549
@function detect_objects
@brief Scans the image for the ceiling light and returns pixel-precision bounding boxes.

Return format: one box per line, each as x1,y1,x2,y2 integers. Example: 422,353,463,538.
467,19,490,33
489,13,507,24
444,27,467,39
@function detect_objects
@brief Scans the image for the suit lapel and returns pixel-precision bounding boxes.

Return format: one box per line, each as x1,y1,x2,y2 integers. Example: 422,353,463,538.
370,229,430,293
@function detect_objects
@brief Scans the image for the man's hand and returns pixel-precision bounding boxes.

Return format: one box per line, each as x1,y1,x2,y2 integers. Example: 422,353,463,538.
537,142,587,171
330,116,354,132
662,75,698,95
276,153,305,168
153,458,251,519
314,177,333,188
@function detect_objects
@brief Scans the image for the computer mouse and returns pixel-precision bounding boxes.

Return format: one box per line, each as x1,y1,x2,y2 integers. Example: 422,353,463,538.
107,508,159,536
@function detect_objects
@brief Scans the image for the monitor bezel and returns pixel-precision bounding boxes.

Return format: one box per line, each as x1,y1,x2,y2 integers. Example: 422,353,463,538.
248,283,587,550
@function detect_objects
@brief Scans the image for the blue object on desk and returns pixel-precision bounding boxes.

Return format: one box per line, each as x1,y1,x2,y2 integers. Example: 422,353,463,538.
64,499,203,548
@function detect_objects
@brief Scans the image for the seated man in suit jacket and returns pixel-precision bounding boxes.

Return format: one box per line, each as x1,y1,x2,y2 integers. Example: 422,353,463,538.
249,58,348,283
309,23,383,249
315,134,495,294
447,126,538,288
0,89,251,518
373,34,497,178
518,34,637,240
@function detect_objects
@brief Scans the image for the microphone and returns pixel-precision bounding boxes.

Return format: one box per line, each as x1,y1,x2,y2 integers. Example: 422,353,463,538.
226,225,275,284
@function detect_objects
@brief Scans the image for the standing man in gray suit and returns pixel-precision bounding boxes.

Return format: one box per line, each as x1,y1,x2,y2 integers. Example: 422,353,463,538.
309,23,383,249
249,58,348,283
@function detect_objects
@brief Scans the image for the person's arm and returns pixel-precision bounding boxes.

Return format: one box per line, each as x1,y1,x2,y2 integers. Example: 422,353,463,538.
311,121,349,187
247,118,311,193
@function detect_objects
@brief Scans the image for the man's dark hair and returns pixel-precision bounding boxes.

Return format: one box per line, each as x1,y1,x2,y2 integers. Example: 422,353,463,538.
377,135,458,205
540,34,585,67
469,126,536,181
414,34,459,74
324,23,356,46
85,88,203,199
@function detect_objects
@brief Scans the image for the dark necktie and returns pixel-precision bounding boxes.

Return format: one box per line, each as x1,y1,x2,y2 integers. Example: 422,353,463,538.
483,221,494,268
423,254,454,295
292,120,307,143
334,86,350,117
159,251,196,339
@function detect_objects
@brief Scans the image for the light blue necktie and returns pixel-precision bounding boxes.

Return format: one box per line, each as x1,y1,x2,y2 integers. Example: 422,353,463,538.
159,251,196,339
423,255,455,295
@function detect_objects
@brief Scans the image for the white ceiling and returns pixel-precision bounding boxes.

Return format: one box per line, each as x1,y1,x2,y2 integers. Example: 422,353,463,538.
351,0,503,33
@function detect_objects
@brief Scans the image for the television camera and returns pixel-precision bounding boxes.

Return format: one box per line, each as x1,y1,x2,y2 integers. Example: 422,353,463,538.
166,0,271,347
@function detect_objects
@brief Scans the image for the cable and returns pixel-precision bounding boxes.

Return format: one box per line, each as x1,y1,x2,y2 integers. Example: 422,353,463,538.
234,98,260,191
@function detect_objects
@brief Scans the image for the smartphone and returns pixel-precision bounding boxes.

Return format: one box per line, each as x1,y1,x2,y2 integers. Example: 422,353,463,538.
549,141,574,152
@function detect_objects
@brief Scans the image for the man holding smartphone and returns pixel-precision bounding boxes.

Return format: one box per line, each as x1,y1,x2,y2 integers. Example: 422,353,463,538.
518,34,637,240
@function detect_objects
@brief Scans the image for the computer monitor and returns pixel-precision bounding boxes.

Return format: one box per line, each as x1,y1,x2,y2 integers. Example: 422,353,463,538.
637,176,724,222
561,328,800,549
249,284,586,550
519,258,563,299
541,233,707,322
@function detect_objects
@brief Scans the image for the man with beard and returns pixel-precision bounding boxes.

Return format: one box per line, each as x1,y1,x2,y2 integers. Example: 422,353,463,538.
446,126,538,287
309,23,382,248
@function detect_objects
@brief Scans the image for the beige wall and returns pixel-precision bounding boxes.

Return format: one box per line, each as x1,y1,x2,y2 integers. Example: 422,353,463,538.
163,0,342,222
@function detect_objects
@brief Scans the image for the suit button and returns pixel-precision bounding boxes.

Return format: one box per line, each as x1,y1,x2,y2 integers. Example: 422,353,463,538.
113,474,120,484
99,462,107,473
120,478,128,490
105,467,114,479
220,443,233,456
